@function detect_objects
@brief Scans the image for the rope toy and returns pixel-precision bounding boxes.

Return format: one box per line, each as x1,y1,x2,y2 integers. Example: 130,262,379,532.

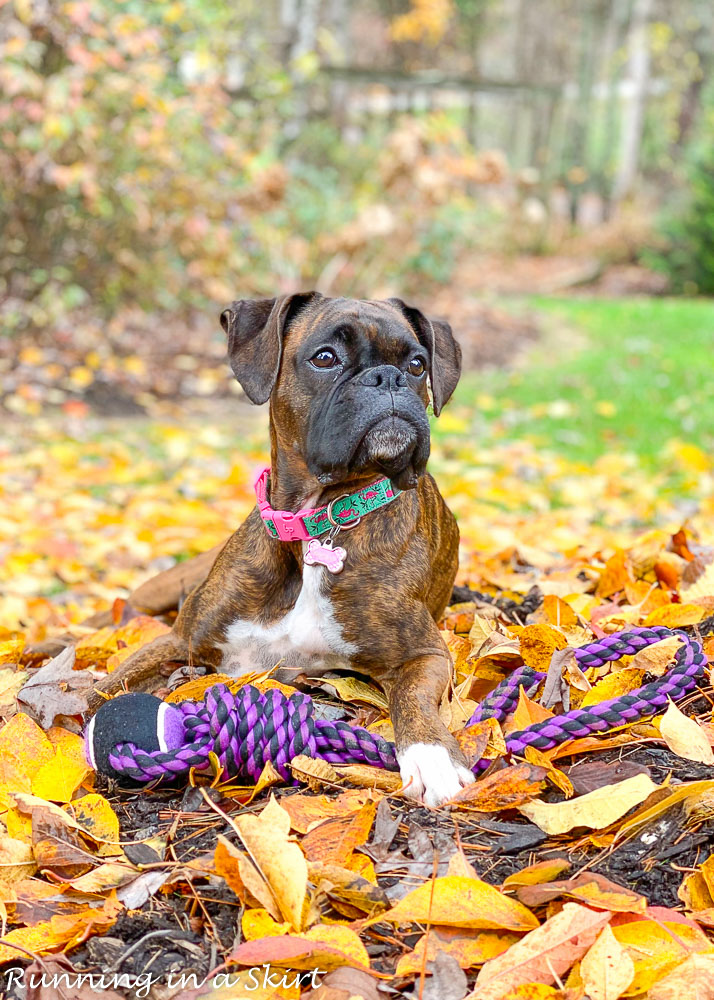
85,627,707,786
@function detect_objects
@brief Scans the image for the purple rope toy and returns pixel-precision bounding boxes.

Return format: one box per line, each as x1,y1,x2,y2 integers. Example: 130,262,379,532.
85,626,707,785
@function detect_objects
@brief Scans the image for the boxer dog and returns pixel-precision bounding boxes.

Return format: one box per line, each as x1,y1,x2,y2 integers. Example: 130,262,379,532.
87,293,475,806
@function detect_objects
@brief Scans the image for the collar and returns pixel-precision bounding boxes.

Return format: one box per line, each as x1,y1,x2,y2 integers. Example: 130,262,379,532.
253,466,402,541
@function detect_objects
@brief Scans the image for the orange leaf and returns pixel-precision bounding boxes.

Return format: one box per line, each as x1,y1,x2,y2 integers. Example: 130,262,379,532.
515,624,568,672
301,801,376,867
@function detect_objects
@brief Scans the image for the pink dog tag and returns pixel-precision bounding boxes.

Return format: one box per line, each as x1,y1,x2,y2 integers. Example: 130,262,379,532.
304,538,346,574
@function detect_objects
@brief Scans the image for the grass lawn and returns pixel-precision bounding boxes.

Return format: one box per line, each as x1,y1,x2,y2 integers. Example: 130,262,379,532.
438,296,714,465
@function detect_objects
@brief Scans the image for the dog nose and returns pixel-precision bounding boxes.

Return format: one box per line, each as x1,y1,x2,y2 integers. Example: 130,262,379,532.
357,365,408,391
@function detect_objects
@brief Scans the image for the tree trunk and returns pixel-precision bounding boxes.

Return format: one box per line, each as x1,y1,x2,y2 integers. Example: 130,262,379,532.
612,0,652,203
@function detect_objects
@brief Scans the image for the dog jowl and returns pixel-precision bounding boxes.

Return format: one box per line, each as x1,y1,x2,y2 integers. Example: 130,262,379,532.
88,293,473,807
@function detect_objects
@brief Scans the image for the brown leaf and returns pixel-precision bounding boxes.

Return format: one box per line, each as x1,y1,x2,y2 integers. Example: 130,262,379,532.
17,646,94,727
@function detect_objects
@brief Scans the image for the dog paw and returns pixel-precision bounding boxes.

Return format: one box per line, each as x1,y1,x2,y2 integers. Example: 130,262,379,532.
397,743,475,808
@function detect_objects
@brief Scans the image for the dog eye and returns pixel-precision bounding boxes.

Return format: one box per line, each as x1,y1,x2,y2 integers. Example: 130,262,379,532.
310,349,338,369
408,356,425,377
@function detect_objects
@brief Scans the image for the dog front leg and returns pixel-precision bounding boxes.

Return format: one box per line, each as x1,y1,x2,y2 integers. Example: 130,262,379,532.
86,632,190,714
387,652,475,808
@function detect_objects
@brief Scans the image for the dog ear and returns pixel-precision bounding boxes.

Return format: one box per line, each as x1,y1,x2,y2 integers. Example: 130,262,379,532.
387,299,462,416
220,293,318,404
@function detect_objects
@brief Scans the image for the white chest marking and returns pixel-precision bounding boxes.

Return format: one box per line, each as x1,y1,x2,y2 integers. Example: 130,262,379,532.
220,551,357,677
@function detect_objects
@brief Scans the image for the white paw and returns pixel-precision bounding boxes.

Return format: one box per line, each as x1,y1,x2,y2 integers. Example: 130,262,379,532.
397,743,475,808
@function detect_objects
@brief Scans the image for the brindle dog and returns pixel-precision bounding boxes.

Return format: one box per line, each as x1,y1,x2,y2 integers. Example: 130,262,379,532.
87,293,475,806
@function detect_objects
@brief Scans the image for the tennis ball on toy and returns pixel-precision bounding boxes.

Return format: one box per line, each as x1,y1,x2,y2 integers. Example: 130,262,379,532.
84,693,186,782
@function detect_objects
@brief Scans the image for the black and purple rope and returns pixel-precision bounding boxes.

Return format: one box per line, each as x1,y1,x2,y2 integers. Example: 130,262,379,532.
103,626,707,784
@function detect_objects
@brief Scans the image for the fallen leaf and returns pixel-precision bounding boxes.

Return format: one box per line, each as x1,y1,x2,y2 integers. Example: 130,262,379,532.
502,859,571,888
319,675,388,711
580,668,647,708
648,953,714,1000
659,700,714,764
519,774,659,835
613,918,714,995
451,764,546,811
515,624,568,671
471,902,611,999
233,795,308,930
629,636,684,675
281,790,373,835
395,926,518,976
580,924,635,1000
229,923,370,971
301,801,376,866
515,872,646,913
0,667,28,709
17,646,94,726
0,834,37,885
369,875,539,932
32,746,92,803
644,603,706,627
508,686,554,731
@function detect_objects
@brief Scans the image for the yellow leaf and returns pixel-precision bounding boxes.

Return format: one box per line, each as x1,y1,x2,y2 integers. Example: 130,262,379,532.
320,675,388,711
370,875,539,932
659,700,714,764
70,793,121,849
613,919,714,995
543,595,579,628
502,859,572,887
242,907,291,940
616,779,714,841
519,774,659,835
0,668,28,708
510,686,554,731
32,747,91,803
0,638,25,664
580,924,635,1000
396,925,517,976
0,834,36,885
301,802,376,867
233,795,308,930
230,922,370,972
644,603,705,628
215,835,281,921
580,668,646,708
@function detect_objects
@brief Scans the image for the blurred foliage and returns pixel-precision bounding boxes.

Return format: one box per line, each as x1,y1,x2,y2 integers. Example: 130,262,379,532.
0,0,505,333
647,104,714,294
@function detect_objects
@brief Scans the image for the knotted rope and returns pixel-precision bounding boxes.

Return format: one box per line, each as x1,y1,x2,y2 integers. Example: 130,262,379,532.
106,626,707,784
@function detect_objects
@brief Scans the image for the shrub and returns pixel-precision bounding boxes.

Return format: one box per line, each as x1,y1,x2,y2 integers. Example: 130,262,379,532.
647,116,714,294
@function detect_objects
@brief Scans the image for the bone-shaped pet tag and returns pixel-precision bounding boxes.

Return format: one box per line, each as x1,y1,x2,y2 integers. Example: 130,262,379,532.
305,538,346,573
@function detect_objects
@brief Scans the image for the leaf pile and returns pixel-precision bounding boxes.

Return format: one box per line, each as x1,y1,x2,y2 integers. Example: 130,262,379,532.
1,418,714,997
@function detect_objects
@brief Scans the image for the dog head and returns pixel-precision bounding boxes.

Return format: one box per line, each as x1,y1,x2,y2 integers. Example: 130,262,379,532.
220,293,461,491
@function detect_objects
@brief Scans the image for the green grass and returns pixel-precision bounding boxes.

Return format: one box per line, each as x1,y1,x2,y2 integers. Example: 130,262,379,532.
438,296,714,464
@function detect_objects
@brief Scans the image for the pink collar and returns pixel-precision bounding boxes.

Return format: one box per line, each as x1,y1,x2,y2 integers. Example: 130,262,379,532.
253,466,401,541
